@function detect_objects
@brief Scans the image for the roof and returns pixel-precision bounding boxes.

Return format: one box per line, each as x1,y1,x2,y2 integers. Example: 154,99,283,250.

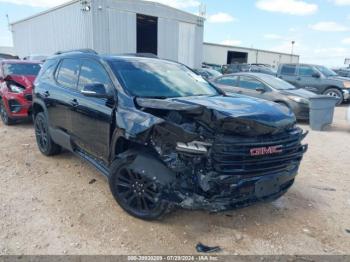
11,0,201,26
204,42,300,58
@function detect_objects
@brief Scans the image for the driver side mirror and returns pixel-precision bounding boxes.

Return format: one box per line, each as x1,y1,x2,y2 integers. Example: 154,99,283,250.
312,72,321,78
256,87,266,93
81,83,112,99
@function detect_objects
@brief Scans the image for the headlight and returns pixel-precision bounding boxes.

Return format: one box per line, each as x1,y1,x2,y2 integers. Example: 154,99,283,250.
8,84,25,93
343,81,350,88
288,96,309,104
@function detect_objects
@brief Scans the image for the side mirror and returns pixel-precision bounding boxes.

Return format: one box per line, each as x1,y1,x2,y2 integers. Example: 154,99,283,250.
312,73,321,78
81,83,112,99
256,87,266,93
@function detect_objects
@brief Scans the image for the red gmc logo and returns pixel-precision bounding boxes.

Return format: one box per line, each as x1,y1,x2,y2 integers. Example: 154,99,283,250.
250,145,283,156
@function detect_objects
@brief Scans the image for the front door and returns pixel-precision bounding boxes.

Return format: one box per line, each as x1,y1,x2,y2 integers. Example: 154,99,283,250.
71,59,115,163
297,65,323,93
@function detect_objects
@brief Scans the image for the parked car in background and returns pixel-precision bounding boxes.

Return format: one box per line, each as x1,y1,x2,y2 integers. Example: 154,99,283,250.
222,63,276,76
212,73,315,120
0,53,19,60
202,63,222,73
32,50,307,220
194,68,222,80
0,60,41,125
333,68,350,78
23,54,48,62
277,63,350,105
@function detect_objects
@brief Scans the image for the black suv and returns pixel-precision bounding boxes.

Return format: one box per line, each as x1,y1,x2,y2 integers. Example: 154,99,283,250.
277,63,350,105
33,50,308,220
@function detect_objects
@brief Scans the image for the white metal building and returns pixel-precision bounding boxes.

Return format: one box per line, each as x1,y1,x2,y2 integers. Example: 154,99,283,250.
204,42,299,68
11,0,204,68
0,46,15,55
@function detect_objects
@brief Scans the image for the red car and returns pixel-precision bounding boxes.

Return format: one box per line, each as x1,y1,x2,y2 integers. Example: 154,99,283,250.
0,60,41,125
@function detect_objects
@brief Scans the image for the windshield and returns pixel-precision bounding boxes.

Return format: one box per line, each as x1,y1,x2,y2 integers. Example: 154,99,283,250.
109,60,219,98
259,74,297,90
316,66,337,77
4,63,41,76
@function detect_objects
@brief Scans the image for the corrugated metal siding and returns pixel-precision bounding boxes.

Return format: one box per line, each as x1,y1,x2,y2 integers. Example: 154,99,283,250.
108,9,136,54
158,18,178,61
178,22,196,67
12,1,93,58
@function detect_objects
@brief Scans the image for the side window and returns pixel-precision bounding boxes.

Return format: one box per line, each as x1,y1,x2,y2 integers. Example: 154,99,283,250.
299,66,316,77
56,59,80,89
216,76,238,86
78,60,112,91
239,76,265,90
38,59,58,82
281,65,297,76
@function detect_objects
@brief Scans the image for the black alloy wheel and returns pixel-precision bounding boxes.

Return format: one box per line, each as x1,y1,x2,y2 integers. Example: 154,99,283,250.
109,160,168,220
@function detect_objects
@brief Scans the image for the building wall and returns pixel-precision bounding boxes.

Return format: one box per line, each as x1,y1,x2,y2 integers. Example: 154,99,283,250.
12,1,93,58
0,46,15,55
203,43,299,68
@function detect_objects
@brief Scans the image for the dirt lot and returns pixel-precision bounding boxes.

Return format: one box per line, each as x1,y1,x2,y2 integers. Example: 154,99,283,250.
0,106,350,255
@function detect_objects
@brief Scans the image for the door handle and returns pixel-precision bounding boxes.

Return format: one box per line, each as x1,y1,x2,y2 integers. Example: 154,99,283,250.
70,99,79,107
43,91,50,98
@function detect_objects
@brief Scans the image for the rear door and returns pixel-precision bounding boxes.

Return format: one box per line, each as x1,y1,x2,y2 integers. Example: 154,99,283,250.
71,59,115,163
238,76,272,101
48,58,81,134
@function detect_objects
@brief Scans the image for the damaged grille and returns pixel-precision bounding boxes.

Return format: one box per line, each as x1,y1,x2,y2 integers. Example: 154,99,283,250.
211,127,307,178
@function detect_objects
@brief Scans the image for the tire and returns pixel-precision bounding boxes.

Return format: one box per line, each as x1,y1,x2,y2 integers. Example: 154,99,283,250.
109,156,169,220
34,112,62,156
323,88,343,106
0,100,15,125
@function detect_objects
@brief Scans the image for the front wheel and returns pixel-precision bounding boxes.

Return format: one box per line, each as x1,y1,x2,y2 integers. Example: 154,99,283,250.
34,112,61,156
109,157,169,220
0,100,15,125
323,88,343,105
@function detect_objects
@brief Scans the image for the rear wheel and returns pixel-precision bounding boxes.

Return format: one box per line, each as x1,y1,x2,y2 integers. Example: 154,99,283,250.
323,88,343,105
34,112,61,156
0,100,15,125
109,157,168,220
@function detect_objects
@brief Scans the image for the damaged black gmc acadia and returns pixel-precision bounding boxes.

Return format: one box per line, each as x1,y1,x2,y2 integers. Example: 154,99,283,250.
32,50,308,220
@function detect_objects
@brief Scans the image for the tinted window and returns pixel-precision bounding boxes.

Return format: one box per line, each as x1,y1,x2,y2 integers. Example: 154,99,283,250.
78,60,112,91
258,75,296,90
4,63,41,76
239,76,265,90
280,65,296,75
38,59,57,82
109,61,218,98
299,66,316,77
56,59,80,89
216,76,238,86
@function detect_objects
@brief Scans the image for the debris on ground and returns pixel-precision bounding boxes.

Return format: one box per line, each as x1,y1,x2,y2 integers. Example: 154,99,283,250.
312,186,336,192
89,179,97,185
195,243,222,253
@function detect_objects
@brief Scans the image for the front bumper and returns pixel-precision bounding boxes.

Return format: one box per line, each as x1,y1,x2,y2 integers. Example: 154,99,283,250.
175,168,299,212
4,93,32,118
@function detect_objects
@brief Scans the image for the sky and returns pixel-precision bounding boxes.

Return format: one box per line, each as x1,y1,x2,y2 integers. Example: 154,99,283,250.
0,0,350,67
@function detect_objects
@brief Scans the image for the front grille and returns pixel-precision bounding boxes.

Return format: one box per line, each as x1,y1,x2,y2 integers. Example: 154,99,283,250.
24,94,33,101
211,128,307,178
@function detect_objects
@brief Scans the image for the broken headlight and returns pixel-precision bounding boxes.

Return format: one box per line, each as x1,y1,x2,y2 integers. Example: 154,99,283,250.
8,84,25,94
176,141,211,155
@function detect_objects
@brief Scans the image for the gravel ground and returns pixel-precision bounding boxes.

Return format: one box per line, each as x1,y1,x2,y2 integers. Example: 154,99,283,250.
0,106,350,255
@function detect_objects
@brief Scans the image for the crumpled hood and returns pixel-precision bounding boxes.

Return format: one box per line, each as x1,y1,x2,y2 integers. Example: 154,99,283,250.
136,95,296,136
5,75,36,89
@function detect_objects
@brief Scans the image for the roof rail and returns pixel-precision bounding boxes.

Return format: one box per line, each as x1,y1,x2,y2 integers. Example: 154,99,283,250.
54,49,98,55
121,53,159,59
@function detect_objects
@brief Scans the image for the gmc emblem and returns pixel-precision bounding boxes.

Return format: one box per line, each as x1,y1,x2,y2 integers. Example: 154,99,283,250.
250,145,283,156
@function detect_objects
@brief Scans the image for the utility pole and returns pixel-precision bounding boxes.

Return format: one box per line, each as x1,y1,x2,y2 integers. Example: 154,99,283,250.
291,41,295,63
